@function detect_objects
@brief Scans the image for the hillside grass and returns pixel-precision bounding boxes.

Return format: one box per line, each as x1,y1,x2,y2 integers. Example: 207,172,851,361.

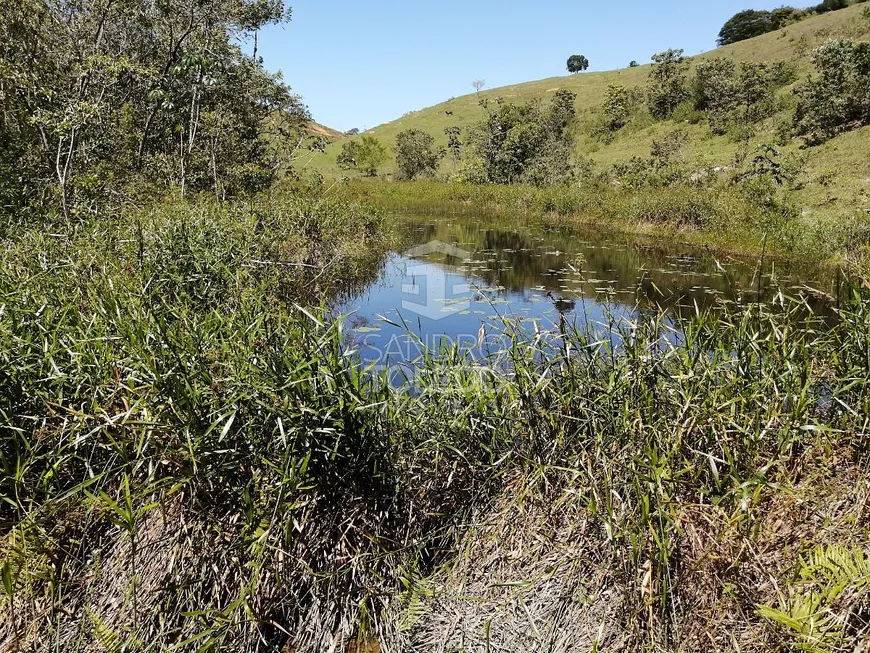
307,4,870,223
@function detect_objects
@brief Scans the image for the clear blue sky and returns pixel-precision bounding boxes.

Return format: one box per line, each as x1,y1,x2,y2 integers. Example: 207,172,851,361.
255,0,789,132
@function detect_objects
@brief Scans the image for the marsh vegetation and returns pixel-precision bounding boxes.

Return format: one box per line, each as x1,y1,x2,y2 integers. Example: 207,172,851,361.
2,1,870,652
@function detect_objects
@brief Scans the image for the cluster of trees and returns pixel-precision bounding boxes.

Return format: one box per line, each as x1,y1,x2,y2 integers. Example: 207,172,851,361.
461,90,577,186
0,0,308,218
591,37,868,157
596,49,798,140
336,92,578,186
692,59,795,133
336,129,442,179
717,0,857,46
794,39,870,143
334,35,867,185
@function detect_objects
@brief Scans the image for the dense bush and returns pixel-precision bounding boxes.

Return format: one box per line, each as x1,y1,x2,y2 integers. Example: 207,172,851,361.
794,39,870,144
394,129,441,180
647,49,690,120
602,84,632,134
464,91,577,185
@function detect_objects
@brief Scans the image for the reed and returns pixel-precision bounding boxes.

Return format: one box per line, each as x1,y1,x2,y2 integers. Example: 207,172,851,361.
334,179,870,265
1,189,869,652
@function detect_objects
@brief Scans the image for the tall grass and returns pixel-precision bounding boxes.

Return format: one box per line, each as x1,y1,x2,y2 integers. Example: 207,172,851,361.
335,179,870,265
1,189,869,651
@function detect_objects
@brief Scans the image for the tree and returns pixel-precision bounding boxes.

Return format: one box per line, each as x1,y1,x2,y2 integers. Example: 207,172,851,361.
336,136,388,176
794,39,870,144
603,85,631,133
717,10,775,46
467,91,576,185
647,49,690,120
345,128,360,136
629,61,640,68
395,129,440,180
472,79,486,93
567,55,590,73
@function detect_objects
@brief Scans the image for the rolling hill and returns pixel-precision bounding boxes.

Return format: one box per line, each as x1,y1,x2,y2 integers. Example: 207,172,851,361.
307,3,870,220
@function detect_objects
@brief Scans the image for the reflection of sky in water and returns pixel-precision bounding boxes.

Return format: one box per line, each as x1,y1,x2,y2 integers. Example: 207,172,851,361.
336,254,635,370
334,216,842,370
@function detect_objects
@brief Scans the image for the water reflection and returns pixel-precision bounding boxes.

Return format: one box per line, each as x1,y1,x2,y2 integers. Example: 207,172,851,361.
334,214,842,371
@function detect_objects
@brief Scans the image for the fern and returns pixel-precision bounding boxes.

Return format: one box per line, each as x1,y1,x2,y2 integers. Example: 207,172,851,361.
758,545,870,652
397,564,435,632
85,608,124,653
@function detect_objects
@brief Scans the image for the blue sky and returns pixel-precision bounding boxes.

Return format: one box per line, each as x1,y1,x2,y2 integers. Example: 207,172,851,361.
255,0,789,132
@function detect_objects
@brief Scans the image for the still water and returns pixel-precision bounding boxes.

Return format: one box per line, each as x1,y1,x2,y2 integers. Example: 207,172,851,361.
335,214,841,371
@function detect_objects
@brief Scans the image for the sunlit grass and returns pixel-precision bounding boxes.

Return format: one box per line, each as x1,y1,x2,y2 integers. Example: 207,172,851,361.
1,188,869,650
308,4,870,228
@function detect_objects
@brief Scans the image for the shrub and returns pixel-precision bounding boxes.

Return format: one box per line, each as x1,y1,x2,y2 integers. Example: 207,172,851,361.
602,84,631,133
793,39,870,144
650,130,689,169
395,129,441,180
336,136,389,176
647,49,690,120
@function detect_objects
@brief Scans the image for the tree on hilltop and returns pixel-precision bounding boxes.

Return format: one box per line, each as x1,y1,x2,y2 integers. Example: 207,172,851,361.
567,55,590,73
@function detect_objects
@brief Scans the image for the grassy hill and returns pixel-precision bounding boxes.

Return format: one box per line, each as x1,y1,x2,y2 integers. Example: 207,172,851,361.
307,3,870,220
306,122,344,140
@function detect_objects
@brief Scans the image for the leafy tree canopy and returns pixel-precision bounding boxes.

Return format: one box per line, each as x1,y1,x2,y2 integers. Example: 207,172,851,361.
717,10,775,46
0,0,307,217
395,129,441,180
567,55,590,73
336,136,388,176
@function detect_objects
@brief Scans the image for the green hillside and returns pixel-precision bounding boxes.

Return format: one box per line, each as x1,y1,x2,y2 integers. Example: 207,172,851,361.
309,3,870,219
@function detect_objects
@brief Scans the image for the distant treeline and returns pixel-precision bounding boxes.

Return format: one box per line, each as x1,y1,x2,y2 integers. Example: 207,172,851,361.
718,0,863,46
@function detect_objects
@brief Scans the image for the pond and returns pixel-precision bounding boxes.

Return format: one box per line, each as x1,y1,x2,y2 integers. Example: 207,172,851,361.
334,213,843,373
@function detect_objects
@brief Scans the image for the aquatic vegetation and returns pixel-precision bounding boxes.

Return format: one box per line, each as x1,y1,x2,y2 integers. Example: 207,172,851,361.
336,179,851,260
1,190,869,650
